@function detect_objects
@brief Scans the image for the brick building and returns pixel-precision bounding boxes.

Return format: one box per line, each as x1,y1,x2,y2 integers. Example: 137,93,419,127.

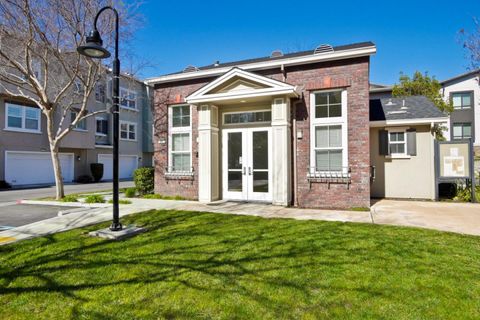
146,42,376,209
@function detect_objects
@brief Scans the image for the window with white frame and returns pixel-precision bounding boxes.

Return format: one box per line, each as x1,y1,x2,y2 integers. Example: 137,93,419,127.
95,83,106,103
5,102,41,132
96,117,108,136
120,88,137,110
120,121,136,141
452,122,472,140
70,111,87,131
169,105,191,172
310,90,348,173
388,131,406,155
452,92,472,110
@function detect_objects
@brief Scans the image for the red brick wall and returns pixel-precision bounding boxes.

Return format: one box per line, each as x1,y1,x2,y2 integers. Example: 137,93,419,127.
153,57,371,208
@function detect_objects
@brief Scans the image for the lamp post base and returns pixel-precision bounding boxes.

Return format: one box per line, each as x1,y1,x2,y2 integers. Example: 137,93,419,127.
109,222,123,231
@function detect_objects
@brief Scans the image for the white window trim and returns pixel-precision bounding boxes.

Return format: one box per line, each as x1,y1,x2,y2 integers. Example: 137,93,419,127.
95,116,108,136
168,104,192,173
386,127,410,159
120,120,137,141
119,87,138,111
309,89,348,173
4,103,42,134
222,109,271,125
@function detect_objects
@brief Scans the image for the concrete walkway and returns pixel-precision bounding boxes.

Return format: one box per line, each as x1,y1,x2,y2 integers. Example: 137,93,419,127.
0,198,479,245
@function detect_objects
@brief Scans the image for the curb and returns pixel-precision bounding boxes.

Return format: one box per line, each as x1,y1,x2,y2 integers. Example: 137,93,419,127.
19,199,111,208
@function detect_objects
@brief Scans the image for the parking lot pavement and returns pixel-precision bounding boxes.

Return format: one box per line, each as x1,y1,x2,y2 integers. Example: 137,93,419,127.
0,204,80,229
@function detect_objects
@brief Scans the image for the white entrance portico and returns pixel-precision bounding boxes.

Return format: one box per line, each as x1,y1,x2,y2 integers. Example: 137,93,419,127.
186,68,298,205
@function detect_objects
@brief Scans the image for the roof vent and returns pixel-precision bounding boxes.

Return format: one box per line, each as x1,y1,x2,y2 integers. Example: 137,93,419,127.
314,44,334,55
271,50,283,58
183,65,199,73
213,60,220,67
385,99,395,106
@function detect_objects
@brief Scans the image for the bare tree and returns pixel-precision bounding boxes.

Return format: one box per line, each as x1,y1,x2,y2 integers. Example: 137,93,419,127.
460,18,480,69
0,0,141,199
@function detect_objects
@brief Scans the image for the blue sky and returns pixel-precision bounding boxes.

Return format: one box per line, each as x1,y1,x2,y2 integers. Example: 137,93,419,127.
131,0,479,84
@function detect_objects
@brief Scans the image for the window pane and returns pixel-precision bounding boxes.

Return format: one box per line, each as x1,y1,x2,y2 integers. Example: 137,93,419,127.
453,125,462,139
228,132,242,170
315,151,329,171
463,124,472,137
120,131,127,139
172,153,190,171
172,133,189,151
315,127,328,148
329,91,341,104
224,114,232,124
129,132,135,140
462,94,471,107
397,132,405,141
7,105,22,117
129,124,135,132
120,123,127,131
253,171,269,193
329,150,343,171
264,111,271,121
181,115,190,127
329,125,342,147
25,108,38,119
315,105,328,118
329,104,342,117
315,93,328,105
78,119,86,130
8,116,22,128
452,95,462,107
252,131,268,170
228,171,242,191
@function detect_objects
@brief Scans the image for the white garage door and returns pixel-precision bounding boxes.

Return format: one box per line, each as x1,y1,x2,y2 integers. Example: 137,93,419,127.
98,154,138,180
5,151,74,186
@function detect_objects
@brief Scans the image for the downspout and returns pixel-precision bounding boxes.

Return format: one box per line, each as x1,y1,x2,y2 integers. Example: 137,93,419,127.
292,102,298,207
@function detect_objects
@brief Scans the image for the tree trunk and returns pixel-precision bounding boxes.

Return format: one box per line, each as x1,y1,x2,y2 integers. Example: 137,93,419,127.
50,145,65,200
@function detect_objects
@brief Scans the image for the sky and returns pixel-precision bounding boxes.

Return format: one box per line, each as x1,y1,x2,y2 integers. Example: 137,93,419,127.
130,0,480,85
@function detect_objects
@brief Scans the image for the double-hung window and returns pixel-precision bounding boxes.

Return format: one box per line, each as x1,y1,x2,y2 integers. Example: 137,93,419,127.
120,121,136,141
5,102,41,133
452,92,472,110
71,111,87,131
310,90,348,174
389,131,406,155
169,105,191,173
120,88,137,110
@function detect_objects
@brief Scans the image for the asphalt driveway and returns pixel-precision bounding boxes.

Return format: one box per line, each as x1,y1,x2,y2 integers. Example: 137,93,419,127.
371,199,480,236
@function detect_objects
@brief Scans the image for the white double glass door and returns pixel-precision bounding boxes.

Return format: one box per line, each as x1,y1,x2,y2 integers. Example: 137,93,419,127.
222,127,272,202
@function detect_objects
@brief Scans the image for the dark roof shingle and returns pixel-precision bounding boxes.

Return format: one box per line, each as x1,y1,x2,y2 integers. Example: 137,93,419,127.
369,96,447,122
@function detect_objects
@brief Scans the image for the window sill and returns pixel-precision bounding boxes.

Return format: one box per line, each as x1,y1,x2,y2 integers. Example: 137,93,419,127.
95,133,108,137
4,128,42,134
95,144,113,149
120,106,138,112
386,154,411,159
120,138,137,142
73,128,88,132
164,171,194,180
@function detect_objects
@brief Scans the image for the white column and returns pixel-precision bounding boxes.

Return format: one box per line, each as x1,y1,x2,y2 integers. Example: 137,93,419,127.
271,97,291,206
198,104,219,203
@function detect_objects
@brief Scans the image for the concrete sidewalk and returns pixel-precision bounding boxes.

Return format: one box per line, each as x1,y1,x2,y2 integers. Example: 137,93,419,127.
0,198,478,245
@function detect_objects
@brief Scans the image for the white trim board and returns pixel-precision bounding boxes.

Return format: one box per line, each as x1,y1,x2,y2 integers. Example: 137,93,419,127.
369,117,449,127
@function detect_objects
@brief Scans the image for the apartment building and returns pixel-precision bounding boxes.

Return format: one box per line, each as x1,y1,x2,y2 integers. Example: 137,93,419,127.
0,72,153,186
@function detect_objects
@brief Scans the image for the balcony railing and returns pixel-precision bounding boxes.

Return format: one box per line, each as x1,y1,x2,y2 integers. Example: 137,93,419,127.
307,166,351,189
164,166,194,180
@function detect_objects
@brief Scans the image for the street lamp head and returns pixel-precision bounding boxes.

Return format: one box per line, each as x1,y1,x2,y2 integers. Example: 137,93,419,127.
77,30,111,59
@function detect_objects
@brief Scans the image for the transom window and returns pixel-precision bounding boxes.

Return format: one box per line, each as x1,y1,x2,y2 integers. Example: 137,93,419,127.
223,111,271,124
169,105,192,173
314,125,343,171
389,131,406,155
452,92,472,110
172,105,190,127
70,111,87,131
314,91,342,118
120,88,137,110
120,121,136,141
6,102,41,132
452,123,472,140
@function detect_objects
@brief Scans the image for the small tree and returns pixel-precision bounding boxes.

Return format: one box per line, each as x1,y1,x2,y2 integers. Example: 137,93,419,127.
0,0,141,199
460,18,480,69
392,71,453,139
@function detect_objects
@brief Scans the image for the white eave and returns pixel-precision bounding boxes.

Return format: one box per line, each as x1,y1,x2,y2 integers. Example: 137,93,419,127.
370,117,449,127
145,45,376,85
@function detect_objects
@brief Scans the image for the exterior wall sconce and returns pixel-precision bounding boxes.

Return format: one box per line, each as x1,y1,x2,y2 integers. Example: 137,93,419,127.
296,129,303,139
77,156,81,161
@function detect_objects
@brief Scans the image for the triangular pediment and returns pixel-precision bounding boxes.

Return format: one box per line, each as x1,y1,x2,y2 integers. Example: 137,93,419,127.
186,68,298,104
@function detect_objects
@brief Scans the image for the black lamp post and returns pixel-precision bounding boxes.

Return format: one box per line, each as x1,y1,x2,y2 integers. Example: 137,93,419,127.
77,6,122,231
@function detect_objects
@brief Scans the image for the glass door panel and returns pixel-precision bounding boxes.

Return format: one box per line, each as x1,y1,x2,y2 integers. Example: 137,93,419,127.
251,131,269,193
227,132,243,192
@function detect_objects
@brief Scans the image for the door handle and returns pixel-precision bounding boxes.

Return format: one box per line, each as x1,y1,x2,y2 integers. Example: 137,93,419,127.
248,167,252,175
243,167,246,175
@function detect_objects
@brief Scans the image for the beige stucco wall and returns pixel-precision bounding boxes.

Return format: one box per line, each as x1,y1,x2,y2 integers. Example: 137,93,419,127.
370,125,436,200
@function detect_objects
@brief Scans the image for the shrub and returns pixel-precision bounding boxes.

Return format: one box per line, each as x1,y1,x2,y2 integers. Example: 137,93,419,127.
453,181,480,202
84,194,105,204
133,167,154,195
90,163,104,182
61,194,78,202
124,187,136,198
76,175,93,184
108,199,131,204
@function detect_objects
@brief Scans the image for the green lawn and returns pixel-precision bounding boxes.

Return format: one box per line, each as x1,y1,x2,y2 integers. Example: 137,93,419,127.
1,210,479,319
